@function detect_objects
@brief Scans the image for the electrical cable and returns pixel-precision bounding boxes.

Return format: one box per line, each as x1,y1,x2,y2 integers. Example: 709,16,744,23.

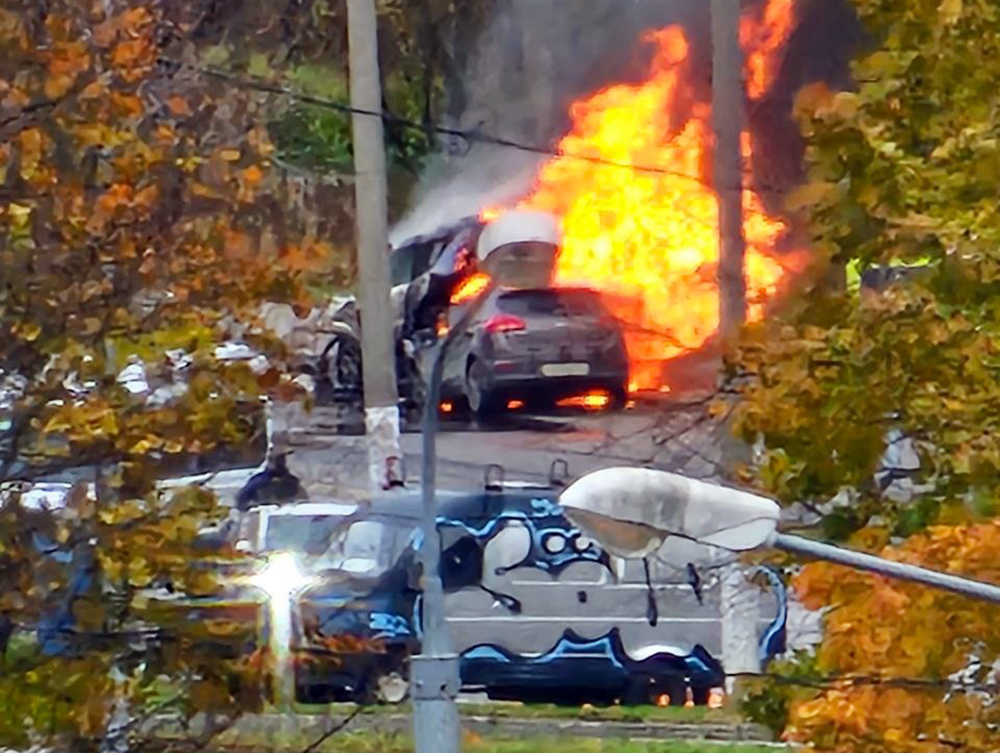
155,56,790,195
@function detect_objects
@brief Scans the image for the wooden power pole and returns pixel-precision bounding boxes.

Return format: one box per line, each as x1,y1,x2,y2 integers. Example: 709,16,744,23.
346,0,402,491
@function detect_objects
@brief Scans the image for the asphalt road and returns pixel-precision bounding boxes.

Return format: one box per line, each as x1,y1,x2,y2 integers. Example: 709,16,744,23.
283,394,727,498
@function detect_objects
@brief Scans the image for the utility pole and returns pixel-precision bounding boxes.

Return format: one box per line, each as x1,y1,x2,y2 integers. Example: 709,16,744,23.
711,0,761,694
346,0,402,492
713,0,747,339
411,287,494,753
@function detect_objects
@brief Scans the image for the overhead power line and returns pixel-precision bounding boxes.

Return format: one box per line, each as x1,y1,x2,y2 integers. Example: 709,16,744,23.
160,57,781,194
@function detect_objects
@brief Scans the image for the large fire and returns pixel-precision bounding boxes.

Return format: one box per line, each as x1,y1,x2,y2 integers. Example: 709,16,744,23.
741,0,797,100
488,1,799,391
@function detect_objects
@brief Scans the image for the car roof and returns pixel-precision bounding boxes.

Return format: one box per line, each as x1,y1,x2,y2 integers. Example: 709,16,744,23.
364,487,564,523
258,501,360,517
481,286,608,313
248,487,565,525
495,286,601,298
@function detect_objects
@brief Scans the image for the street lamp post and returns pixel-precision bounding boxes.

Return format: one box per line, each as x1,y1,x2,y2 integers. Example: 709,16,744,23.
558,467,1000,605
771,532,1000,603
412,287,495,753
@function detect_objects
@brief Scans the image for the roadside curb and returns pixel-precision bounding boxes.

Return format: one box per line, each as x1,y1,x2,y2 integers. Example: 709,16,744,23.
155,712,778,749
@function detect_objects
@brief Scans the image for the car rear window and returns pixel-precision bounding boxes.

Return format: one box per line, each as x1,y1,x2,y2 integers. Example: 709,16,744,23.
497,289,607,318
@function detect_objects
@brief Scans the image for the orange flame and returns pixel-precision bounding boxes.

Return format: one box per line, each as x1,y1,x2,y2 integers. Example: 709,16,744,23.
506,23,797,391
741,0,798,100
556,391,612,411
708,687,726,709
450,272,490,306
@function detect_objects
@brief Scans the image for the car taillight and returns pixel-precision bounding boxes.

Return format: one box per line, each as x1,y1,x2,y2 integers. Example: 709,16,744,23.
484,314,526,334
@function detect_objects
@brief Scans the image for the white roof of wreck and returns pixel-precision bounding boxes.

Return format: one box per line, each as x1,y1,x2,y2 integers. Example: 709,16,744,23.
475,210,561,262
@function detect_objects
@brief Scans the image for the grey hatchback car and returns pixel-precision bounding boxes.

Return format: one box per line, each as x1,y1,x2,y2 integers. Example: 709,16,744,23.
441,287,630,417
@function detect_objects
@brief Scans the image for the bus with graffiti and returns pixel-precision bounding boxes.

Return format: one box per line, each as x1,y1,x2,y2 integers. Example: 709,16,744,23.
231,473,788,706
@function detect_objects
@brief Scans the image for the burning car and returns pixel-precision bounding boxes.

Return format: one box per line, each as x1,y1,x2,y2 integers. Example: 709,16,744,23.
441,287,630,417
428,210,629,416
316,208,632,419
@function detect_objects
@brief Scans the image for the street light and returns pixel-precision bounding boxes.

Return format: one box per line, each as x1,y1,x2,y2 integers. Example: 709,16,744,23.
413,280,497,753
559,467,1000,605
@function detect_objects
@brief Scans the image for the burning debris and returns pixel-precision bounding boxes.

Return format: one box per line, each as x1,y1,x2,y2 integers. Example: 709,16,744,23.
486,0,804,391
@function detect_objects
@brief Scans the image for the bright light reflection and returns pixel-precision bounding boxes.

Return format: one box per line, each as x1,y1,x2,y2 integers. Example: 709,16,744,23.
246,552,314,708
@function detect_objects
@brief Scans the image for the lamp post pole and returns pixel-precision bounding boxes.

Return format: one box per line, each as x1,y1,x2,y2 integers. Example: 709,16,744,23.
412,289,494,753
557,468,1000,610
773,533,1000,604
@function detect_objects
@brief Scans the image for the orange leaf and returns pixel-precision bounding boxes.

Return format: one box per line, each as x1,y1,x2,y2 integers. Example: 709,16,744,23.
191,182,220,199
97,183,132,212
43,73,75,99
92,19,119,48
112,92,143,117
241,164,263,184
256,368,281,389
121,7,154,32
154,124,176,144
133,185,158,209
79,80,107,100
224,231,251,259
111,38,149,68
167,96,191,116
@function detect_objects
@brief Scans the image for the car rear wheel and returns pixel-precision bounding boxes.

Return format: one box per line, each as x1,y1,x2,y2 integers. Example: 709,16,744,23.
609,385,628,410
691,683,711,706
465,360,500,419
622,676,655,705
334,336,363,391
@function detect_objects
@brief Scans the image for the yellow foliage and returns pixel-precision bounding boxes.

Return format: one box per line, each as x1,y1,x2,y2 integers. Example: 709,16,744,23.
786,524,1000,752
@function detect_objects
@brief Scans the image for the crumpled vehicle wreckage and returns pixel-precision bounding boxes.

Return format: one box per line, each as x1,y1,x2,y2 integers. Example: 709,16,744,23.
303,209,626,420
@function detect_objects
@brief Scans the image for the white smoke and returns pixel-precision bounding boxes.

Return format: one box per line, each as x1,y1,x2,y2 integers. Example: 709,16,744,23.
388,0,701,248
389,146,543,246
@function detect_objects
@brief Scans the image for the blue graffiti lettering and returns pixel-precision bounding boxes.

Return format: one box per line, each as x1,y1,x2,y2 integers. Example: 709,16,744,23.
369,611,413,638
462,645,512,664
755,566,788,666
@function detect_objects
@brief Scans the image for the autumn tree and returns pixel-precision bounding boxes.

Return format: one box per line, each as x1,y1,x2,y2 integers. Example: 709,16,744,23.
0,0,330,748
731,1,1000,751
265,0,498,203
